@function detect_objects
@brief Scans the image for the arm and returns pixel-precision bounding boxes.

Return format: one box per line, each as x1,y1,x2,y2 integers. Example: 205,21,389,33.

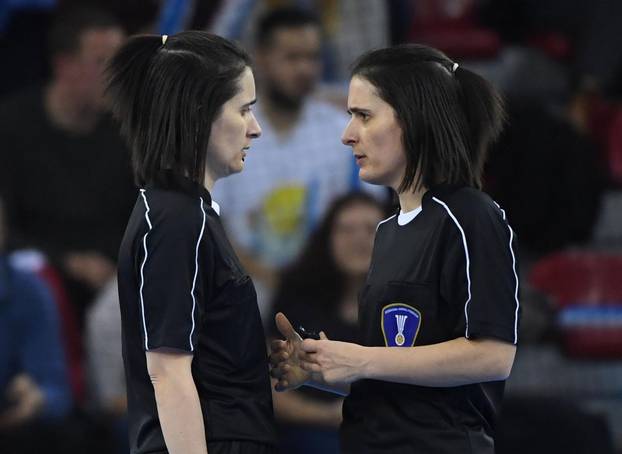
300,336,516,387
146,349,207,454
272,387,342,427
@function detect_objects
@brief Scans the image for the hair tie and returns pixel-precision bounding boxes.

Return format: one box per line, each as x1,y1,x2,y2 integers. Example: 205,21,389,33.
162,35,168,45
452,62,459,73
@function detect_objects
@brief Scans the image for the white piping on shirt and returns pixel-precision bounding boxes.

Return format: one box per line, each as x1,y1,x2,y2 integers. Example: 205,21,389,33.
189,198,207,351
376,214,397,231
432,197,472,338
139,189,153,350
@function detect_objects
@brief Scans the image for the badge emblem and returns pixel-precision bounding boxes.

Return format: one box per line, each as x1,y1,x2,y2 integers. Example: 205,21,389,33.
381,303,421,347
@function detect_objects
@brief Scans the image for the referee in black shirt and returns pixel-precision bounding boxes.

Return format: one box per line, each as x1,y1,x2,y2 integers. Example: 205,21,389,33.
270,44,519,454
107,32,276,454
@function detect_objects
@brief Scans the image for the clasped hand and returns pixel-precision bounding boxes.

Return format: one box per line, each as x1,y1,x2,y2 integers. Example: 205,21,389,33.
269,313,365,391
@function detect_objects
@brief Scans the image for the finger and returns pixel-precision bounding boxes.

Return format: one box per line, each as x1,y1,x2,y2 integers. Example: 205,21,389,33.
270,339,287,352
298,351,319,365
301,338,319,353
319,331,328,340
268,351,289,366
300,361,322,373
270,366,284,380
275,312,300,342
274,379,289,392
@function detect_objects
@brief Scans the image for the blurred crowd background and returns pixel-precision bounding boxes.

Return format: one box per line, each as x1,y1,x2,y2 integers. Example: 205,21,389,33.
0,0,621,453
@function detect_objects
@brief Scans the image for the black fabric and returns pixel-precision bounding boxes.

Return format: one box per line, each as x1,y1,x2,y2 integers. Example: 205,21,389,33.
0,87,136,322
0,87,135,261
208,440,279,454
341,185,520,454
117,171,276,454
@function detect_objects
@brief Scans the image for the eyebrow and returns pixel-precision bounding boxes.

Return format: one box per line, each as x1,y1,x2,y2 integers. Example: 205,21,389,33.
347,107,371,115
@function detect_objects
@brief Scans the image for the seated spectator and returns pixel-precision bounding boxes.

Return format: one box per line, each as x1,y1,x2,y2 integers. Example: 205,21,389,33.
0,197,72,452
269,192,387,454
86,277,128,453
0,6,135,328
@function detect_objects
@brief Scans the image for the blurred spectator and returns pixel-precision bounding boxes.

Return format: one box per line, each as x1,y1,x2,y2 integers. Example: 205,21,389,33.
212,6,385,318
86,278,125,416
0,6,135,327
86,277,128,453
0,196,72,451
485,102,605,266
210,0,389,82
269,192,387,454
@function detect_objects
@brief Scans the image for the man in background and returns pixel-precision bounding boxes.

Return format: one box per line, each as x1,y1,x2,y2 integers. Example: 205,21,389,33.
0,6,135,326
212,7,385,317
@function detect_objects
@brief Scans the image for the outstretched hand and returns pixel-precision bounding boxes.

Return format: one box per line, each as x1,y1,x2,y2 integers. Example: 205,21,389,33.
269,313,326,391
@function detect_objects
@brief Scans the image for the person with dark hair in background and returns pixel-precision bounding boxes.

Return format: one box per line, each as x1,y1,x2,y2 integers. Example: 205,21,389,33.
270,44,520,454
0,6,134,328
269,192,386,454
108,31,276,454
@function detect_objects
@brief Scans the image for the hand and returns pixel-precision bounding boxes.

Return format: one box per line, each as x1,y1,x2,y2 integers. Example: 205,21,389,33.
300,338,367,386
269,313,316,391
0,374,45,429
64,252,115,289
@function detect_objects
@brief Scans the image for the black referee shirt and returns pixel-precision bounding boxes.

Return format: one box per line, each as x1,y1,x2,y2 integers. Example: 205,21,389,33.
341,184,520,454
117,171,276,454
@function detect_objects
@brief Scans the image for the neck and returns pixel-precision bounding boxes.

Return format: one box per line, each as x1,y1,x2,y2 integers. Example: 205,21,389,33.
397,185,427,212
203,173,215,192
45,81,99,134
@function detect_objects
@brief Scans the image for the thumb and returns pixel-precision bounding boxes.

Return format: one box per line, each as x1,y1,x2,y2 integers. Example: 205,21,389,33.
275,312,299,342
319,331,328,340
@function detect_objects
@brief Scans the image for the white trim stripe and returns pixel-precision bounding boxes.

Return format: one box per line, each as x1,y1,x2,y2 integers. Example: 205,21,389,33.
508,226,520,344
189,198,207,351
493,201,507,221
139,189,152,350
376,214,397,231
432,197,472,337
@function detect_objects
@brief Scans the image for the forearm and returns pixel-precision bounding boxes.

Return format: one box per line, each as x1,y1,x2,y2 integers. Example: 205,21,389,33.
361,337,516,387
273,389,342,427
152,375,207,454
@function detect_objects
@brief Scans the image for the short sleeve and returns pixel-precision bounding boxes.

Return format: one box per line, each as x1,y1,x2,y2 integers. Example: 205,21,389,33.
137,190,207,352
437,193,520,344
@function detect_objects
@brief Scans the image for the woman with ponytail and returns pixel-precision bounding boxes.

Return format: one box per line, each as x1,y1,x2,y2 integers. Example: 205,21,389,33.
108,32,276,454
270,44,520,453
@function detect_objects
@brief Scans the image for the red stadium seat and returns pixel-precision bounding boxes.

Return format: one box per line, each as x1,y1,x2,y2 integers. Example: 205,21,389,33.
408,0,501,59
530,252,622,358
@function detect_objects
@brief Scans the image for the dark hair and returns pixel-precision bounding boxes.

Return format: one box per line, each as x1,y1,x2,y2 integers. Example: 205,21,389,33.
352,44,505,192
49,6,122,57
274,192,388,311
255,6,320,48
106,31,251,186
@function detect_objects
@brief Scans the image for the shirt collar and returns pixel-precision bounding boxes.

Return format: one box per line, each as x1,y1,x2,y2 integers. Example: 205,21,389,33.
146,170,212,205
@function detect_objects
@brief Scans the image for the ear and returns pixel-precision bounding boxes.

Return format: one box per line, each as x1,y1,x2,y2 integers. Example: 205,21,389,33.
51,53,78,80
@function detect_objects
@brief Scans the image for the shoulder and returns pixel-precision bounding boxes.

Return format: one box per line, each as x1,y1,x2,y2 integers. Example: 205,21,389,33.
138,188,207,233
429,186,508,233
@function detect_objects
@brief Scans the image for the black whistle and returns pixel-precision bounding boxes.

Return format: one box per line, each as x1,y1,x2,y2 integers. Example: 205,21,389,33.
297,325,321,340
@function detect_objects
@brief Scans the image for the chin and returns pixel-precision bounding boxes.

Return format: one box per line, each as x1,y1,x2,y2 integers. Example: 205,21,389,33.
359,170,383,186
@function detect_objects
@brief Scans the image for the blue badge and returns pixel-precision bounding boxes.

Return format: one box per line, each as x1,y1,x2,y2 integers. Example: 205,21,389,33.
381,304,422,347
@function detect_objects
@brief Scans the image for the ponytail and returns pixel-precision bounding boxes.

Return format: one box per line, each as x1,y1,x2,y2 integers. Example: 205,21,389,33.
454,66,506,187
106,35,163,185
